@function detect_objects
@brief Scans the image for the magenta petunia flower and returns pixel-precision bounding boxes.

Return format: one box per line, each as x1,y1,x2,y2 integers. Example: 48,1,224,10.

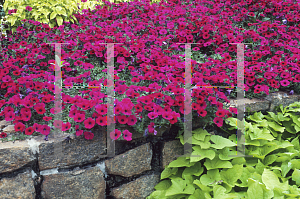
26,6,32,11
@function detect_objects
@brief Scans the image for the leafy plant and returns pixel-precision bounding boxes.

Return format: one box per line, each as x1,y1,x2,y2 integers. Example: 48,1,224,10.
147,101,300,198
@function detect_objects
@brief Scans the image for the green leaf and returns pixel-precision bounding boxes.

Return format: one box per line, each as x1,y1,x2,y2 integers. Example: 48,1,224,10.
247,178,267,199
154,179,172,190
168,156,195,168
192,128,211,141
261,168,282,190
268,122,285,133
56,15,63,26
161,167,178,180
200,169,221,186
182,162,204,177
204,155,233,170
292,169,300,185
220,164,243,187
50,11,57,20
165,177,195,196
210,135,236,149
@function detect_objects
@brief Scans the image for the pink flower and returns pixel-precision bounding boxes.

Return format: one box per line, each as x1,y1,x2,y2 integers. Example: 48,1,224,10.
280,80,290,87
110,129,121,140
84,131,94,140
40,125,50,135
14,122,25,132
26,6,32,11
123,130,132,141
76,130,83,136
213,117,223,128
84,117,95,129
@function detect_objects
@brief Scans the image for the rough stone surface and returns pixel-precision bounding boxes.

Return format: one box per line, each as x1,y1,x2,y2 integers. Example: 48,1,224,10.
0,120,12,129
38,126,107,171
268,91,300,112
105,143,152,177
229,98,270,113
41,166,106,199
0,142,36,173
2,124,16,134
162,140,184,169
0,170,36,199
110,173,160,199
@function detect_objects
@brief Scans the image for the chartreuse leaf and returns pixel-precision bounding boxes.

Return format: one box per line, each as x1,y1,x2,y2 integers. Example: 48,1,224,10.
193,179,213,193
262,168,288,191
200,169,222,186
282,120,297,134
265,111,281,125
290,159,300,169
210,135,236,149
247,112,265,122
219,147,240,160
182,162,204,177
193,135,211,149
277,112,290,122
165,177,195,196
262,154,277,165
153,179,172,190
213,185,237,199
219,164,243,187
281,161,293,177
56,15,63,26
161,167,178,180
291,136,300,150
190,146,215,162
268,121,285,133
168,156,195,168
188,189,206,199
249,127,275,141
247,178,274,199
192,128,211,141
204,155,233,170
292,169,300,185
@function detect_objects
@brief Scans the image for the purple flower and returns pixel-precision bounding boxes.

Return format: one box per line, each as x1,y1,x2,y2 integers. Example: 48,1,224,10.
289,90,294,95
44,135,48,141
144,128,148,137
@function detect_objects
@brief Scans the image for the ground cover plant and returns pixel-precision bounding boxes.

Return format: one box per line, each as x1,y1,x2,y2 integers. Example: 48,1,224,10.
147,101,300,198
0,0,299,143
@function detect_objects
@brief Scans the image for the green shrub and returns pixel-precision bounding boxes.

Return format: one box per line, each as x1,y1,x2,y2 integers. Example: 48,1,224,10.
2,0,109,34
147,102,300,198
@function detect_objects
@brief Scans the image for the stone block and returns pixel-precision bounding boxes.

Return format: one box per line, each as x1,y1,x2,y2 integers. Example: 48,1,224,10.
110,173,160,199
41,166,105,199
105,143,152,177
162,140,184,169
0,170,36,199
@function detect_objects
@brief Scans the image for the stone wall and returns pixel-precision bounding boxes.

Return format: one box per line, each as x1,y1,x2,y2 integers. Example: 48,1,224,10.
0,91,299,199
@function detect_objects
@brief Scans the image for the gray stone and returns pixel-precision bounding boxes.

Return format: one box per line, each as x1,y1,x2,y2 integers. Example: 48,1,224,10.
0,119,12,129
229,98,270,113
38,126,107,171
268,91,300,112
105,143,152,177
110,173,160,199
41,166,106,199
2,125,16,134
0,170,36,199
0,142,36,173
162,140,184,169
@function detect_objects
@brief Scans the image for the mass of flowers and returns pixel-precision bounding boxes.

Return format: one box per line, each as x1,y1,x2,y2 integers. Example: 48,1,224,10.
0,0,299,142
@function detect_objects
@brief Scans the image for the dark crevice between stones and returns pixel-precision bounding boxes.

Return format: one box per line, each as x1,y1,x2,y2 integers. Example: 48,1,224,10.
0,160,36,180
33,153,43,199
